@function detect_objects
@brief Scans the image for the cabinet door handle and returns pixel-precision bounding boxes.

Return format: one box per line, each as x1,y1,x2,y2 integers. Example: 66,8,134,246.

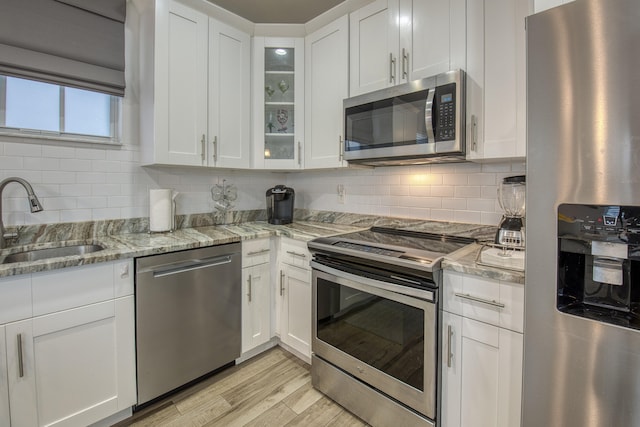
286,250,307,258
471,115,478,151
297,141,302,166
338,135,344,162
402,48,408,80
280,270,285,296
447,325,453,368
389,53,396,83
247,275,252,302
454,292,505,308
201,134,206,162
247,248,269,256
17,333,24,378
212,136,218,162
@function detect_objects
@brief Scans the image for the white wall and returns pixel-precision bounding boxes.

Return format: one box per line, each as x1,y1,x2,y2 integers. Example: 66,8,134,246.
290,160,525,226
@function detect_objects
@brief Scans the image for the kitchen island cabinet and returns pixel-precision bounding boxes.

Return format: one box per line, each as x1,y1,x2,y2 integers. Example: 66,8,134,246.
0,261,136,427
441,270,524,427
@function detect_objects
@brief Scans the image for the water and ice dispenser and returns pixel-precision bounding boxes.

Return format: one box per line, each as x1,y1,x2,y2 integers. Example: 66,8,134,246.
557,204,640,329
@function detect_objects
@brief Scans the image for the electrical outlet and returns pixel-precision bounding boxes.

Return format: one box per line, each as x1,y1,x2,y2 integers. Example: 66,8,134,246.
337,184,345,204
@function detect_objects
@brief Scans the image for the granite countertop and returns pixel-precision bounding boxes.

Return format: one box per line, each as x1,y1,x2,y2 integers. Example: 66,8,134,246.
0,210,523,282
443,243,525,285
0,221,368,278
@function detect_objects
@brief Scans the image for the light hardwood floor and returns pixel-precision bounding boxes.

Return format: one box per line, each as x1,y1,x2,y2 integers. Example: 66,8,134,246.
114,347,370,427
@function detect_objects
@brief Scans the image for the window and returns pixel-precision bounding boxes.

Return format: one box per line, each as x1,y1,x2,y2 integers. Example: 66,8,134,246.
0,75,120,144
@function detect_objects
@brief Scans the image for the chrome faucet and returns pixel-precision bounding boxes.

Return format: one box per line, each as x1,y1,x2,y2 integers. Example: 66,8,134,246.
0,177,43,249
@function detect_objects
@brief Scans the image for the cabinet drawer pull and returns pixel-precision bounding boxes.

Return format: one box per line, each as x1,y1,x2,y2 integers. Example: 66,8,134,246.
212,136,218,162
298,141,302,166
247,275,252,302
280,270,285,296
447,325,453,368
454,292,505,308
17,333,24,378
247,248,269,256
339,135,344,162
286,250,307,258
471,115,478,151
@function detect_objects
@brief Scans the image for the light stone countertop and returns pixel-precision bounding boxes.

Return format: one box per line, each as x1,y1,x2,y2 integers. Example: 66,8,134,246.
0,221,368,278
443,243,525,284
0,212,521,282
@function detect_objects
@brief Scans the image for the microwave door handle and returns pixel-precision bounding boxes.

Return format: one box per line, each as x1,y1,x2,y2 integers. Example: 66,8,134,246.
425,88,436,143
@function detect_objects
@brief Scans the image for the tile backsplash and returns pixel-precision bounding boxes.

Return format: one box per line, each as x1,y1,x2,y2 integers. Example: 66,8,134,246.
0,132,523,228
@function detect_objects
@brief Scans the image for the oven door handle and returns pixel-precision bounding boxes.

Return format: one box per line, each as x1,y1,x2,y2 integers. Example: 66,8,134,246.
310,260,435,302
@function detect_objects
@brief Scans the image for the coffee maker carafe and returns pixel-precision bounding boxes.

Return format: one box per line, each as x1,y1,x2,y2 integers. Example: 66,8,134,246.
266,185,294,225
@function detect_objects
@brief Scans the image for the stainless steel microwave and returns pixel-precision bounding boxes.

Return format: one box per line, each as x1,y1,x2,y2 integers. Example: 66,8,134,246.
344,70,465,166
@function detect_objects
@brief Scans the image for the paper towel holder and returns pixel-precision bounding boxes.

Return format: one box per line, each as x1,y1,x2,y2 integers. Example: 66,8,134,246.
149,189,178,233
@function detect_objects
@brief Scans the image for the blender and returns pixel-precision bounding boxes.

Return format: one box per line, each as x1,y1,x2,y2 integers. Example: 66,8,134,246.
495,175,526,247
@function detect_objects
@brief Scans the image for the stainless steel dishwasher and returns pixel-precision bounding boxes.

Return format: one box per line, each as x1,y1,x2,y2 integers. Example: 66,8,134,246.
135,243,241,406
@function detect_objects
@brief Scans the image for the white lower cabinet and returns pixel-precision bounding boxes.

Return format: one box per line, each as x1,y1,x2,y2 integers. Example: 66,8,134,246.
0,261,136,427
441,271,524,427
0,325,9,427
441,312,523,427
241,238,272,354
277,238,312,361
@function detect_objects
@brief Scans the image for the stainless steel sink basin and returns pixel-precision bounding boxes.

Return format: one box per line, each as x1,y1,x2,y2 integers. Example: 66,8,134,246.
2,244,105,264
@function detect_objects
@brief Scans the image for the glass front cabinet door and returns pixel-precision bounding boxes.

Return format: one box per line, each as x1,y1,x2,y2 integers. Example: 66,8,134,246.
253,37,304,169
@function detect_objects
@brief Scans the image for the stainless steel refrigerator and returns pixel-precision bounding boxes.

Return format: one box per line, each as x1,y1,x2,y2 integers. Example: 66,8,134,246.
524,0,640,425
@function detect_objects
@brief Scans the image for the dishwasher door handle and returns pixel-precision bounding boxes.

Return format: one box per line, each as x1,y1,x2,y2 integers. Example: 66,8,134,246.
151,255,233,278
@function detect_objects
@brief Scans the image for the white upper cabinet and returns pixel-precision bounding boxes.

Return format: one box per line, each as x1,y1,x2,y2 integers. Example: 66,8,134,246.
140,0,209,166
349,0,466,96
253,37,305,170
304,15,349,169
466,0,532,161
533,0,574,13
138,0,251,168
208,18,251,169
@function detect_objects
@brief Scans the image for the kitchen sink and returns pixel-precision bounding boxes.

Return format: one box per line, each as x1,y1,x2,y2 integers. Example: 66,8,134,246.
1,244,105,264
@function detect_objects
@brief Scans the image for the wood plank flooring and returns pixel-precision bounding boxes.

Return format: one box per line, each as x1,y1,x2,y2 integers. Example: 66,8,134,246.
113,347,370,427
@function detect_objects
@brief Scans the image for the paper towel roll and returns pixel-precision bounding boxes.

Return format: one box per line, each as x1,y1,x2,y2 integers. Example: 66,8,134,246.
149,189,173,232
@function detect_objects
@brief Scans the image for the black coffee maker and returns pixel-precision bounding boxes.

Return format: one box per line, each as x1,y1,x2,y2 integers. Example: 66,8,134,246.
266,185,294,225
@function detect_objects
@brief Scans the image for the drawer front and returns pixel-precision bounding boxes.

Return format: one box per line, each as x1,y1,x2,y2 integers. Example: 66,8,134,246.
443,271,524,333
280,238,311,269
242,238,271,268
32,262,115,317
0,275,32,324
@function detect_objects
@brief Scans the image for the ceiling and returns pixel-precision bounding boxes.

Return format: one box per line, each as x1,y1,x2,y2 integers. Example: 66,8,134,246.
206,0,346,23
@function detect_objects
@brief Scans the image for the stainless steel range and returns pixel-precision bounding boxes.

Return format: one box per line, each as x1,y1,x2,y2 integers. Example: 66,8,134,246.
308,227,474,427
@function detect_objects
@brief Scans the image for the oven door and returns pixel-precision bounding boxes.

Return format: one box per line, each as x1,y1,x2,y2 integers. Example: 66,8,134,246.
311,261,437,419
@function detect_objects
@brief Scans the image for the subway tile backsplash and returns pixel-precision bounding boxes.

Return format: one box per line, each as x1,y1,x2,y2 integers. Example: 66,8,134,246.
0,137,524,227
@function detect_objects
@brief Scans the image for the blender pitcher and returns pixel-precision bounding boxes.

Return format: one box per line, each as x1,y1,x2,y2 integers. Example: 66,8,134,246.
495,175,526,247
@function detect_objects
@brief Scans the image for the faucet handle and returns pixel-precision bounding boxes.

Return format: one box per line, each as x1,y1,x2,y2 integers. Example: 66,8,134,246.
3,226,21,244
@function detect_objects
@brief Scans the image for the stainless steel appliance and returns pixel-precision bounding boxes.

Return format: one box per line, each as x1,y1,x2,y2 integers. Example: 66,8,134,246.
525,1,640,425
308,228,474,427
135,244,241,406
343,70,466,166
266,185,294,225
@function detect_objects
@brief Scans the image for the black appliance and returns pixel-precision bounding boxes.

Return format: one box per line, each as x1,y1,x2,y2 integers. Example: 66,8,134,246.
266,185,294,225
308,227,475,427
557,204,640,330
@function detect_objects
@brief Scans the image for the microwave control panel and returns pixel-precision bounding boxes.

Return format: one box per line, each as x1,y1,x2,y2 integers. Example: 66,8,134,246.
434,83,456,141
